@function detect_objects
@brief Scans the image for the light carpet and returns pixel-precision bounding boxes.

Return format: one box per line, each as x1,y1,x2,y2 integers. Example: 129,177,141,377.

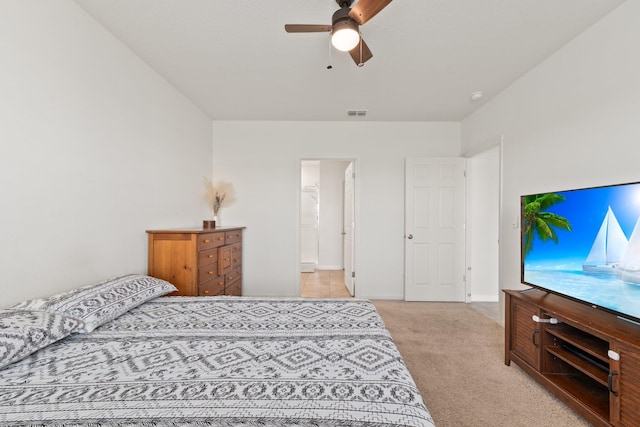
372,300,592,427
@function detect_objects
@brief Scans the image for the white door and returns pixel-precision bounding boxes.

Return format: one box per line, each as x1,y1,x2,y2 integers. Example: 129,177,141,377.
405,157,466,301
343,162,355,296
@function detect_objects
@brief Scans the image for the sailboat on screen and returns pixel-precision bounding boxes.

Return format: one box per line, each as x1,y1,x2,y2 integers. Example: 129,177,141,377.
618,216,640,284
582,206,628,274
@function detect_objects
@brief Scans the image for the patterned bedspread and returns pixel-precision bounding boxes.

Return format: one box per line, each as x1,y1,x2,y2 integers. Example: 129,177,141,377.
0,297,435,426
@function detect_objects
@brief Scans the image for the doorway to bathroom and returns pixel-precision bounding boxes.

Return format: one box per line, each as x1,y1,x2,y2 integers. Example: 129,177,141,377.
299,159,355,298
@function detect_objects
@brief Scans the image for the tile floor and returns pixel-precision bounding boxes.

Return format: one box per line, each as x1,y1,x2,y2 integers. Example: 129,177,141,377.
469,301,500,323
300,270,351,298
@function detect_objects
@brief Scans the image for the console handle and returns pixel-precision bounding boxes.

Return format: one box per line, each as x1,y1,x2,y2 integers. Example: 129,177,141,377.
608,370,619,396
532,315,560,324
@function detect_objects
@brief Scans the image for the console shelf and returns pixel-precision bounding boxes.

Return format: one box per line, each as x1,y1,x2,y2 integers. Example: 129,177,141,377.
545,322,609,364
545,372,610,420
505,289,640,427
546,346,608,384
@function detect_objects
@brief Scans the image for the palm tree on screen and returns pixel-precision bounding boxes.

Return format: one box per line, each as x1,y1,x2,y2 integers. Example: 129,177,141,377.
523,193,572,256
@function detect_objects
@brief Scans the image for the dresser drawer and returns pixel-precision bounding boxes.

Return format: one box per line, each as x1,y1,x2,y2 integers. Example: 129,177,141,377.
199,265,220,284
225,266,242,285
198,232,225,251
199,248,218,267
230,242,242,268
225,230,242,244
225,279,242,296
218,245,233,275
199,279,225,296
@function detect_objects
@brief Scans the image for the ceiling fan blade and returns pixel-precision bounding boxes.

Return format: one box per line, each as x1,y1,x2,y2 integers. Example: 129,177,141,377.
349,38,373,66
285,24,332,33
349,0,392,25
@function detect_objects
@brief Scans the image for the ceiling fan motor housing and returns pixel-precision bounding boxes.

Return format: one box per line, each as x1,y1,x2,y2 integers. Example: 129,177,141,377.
332,7,359,33
336,0,354,7
333,7,352,25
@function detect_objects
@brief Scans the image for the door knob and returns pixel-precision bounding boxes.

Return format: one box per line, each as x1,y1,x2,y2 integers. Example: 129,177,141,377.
407,234,414,239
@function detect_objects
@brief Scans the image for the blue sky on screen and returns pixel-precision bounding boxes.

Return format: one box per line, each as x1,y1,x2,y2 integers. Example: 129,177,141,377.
525,182,640,267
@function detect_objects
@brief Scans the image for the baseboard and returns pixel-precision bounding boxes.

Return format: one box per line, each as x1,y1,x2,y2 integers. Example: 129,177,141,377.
472,294,499,302
315,265,343,270
361,294,404,300
300,262,316,273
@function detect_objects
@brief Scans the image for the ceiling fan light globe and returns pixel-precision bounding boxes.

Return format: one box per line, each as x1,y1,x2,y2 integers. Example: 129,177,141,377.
331,26,360,51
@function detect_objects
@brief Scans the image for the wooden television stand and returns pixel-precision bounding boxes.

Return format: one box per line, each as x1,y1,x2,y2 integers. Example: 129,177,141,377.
504,289,640,427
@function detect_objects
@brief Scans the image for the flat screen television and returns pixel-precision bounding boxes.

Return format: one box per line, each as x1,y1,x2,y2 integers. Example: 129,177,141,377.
521,181,640,324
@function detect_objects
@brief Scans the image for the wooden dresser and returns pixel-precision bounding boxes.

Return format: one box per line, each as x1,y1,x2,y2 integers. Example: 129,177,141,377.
146,227,244,296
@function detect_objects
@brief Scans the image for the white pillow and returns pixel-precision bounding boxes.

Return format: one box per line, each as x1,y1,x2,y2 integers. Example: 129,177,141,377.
10,274,177,333
0,309,81,369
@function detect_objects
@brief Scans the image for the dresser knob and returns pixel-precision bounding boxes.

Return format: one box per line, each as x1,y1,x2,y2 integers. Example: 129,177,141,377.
208,255,213,258
204,290,209,294
203,239,210,243
208,271,214,275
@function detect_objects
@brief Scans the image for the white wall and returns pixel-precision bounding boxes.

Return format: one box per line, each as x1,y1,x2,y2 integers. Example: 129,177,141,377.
461,1,639,320
0,1,212,307
318,160,351,270
212,121,460,299
300,161,320,189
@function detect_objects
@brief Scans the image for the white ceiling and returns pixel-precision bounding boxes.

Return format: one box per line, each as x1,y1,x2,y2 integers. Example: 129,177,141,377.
73,0,625,122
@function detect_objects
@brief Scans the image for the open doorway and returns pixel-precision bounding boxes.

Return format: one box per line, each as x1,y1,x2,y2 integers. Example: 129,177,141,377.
464,141,501,326
467,145,500,303
299,159,355,298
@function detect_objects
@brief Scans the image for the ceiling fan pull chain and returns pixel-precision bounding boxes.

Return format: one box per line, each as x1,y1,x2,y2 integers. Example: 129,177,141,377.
327,36,333,69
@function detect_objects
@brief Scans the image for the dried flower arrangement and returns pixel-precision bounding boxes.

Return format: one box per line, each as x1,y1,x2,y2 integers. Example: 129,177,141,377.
203,178,235,220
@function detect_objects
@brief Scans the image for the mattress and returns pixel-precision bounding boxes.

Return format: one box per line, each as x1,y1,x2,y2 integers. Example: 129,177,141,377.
0,297,435,426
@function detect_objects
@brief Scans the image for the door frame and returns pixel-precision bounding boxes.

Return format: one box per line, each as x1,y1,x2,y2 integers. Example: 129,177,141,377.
343,161,355,296
297,158,358,296
461,135,504,304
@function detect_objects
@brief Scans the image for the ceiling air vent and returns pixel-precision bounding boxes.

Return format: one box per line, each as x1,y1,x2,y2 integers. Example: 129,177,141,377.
347,109,368,117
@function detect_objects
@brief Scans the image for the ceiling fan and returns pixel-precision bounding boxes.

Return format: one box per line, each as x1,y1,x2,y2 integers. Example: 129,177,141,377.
284,0,393,67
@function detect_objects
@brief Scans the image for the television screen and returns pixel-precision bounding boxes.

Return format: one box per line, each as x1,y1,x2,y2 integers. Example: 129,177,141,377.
521,181,640,324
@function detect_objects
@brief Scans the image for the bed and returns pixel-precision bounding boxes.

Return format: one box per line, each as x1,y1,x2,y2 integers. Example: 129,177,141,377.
0,275,435,426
